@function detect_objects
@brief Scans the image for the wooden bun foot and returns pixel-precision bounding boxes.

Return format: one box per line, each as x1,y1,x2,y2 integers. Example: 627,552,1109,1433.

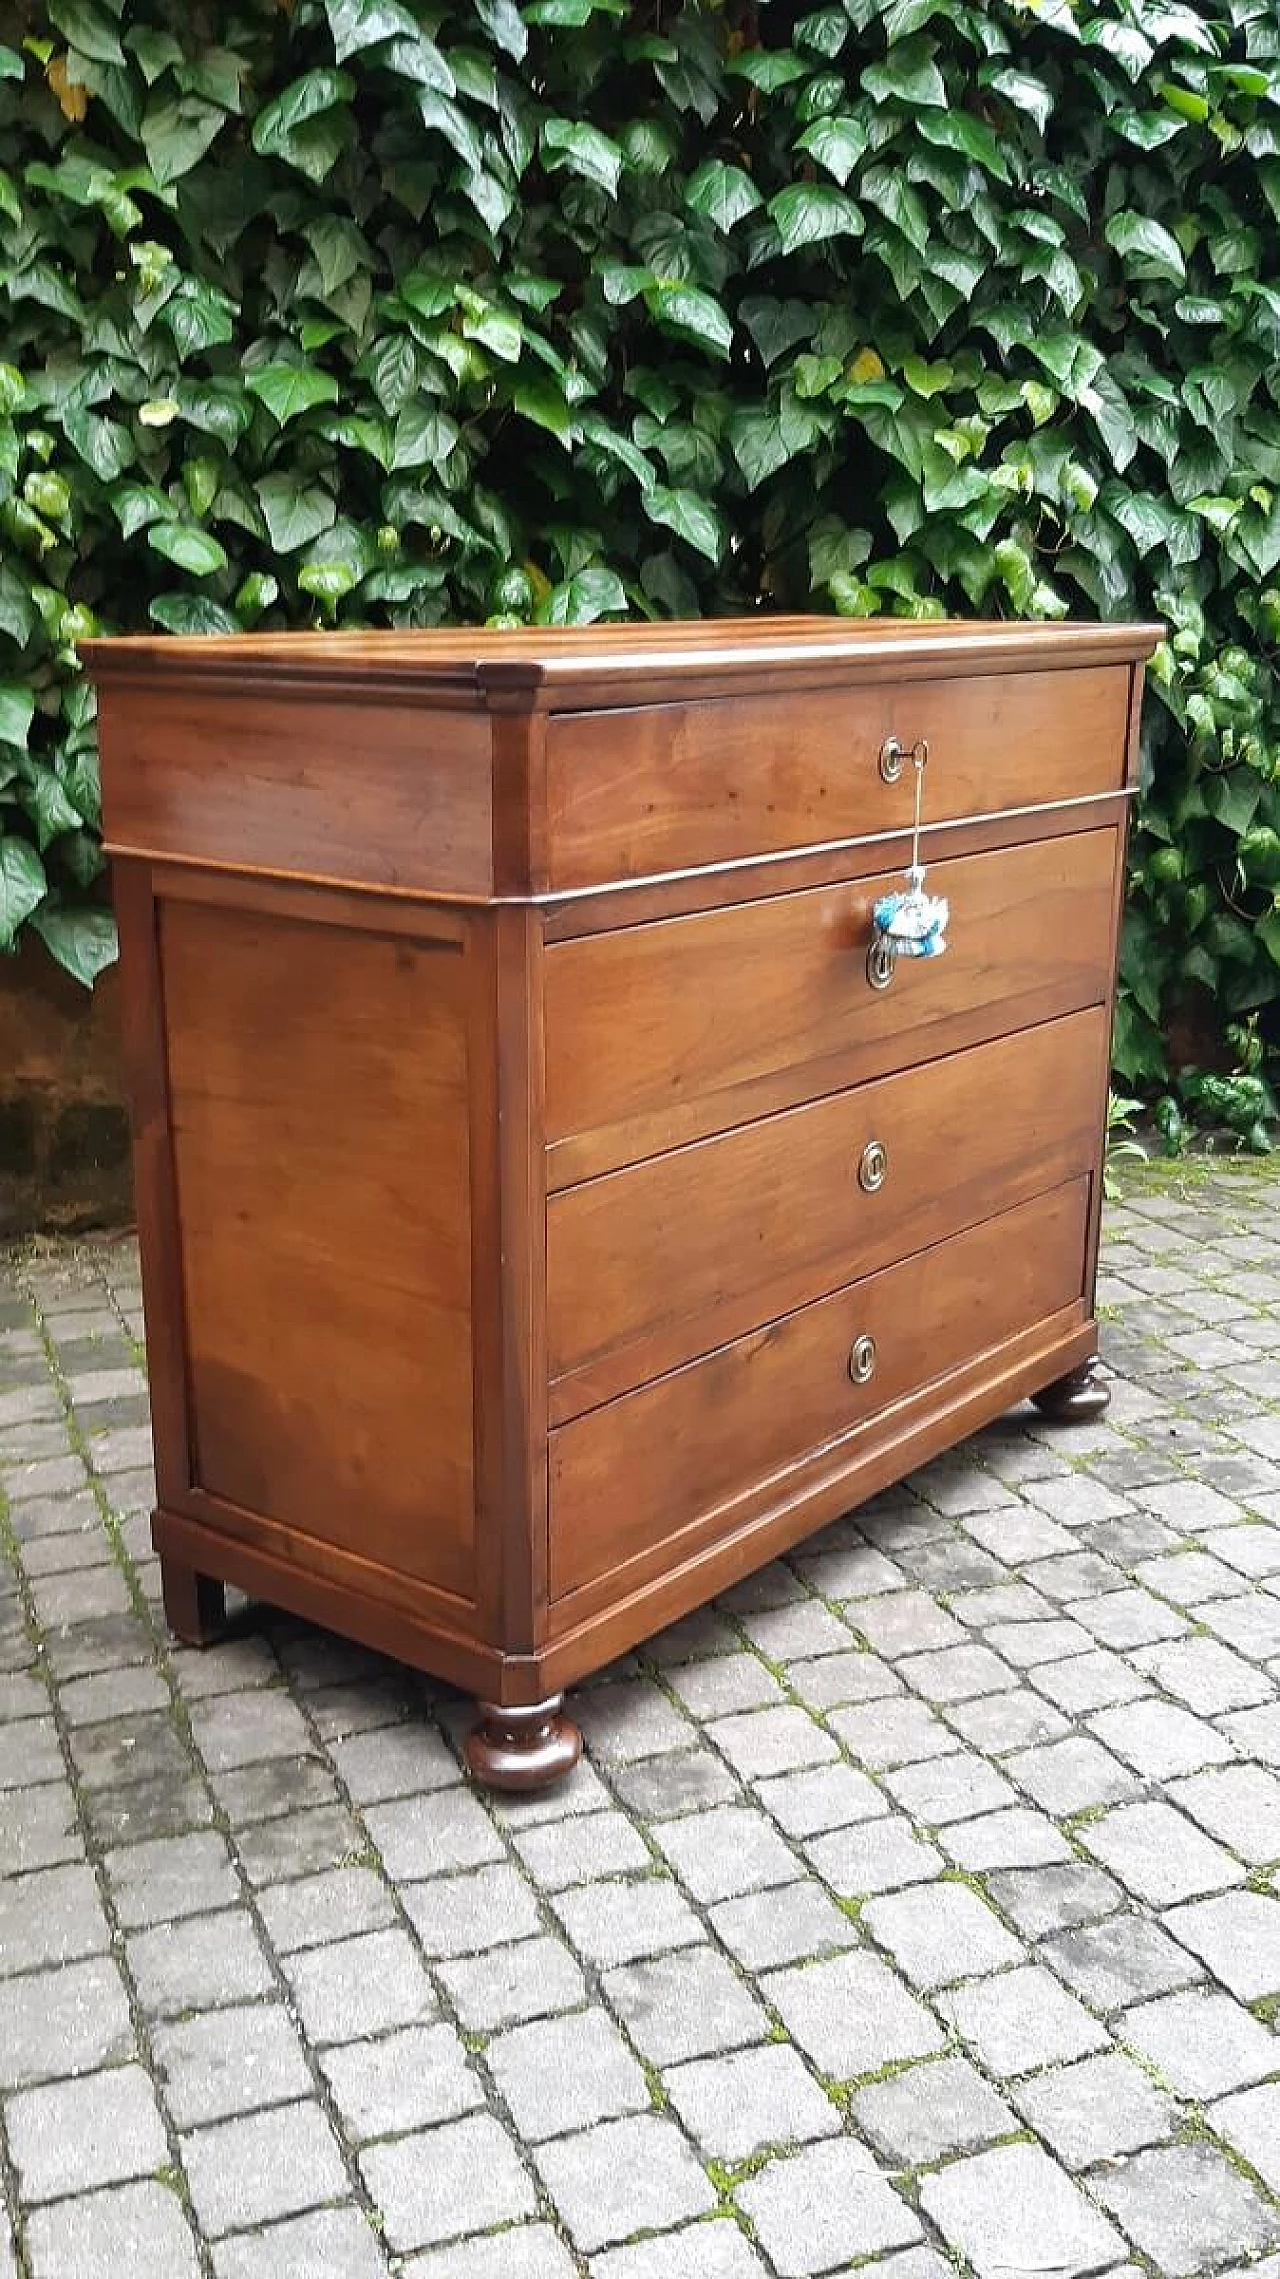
160,1555,227,1647
465,1696,582,1792
1031,1357,1111,1423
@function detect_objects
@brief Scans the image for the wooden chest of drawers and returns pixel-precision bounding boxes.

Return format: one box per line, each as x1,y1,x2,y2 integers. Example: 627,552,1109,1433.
85,617,1160,1788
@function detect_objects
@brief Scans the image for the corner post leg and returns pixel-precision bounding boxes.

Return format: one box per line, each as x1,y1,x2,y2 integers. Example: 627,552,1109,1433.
465,1696,582,1792
1031,1357,1111,1423
160,1555,226,1647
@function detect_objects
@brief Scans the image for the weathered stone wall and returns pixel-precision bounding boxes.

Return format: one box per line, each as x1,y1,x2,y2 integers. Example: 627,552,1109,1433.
0,941,133,1236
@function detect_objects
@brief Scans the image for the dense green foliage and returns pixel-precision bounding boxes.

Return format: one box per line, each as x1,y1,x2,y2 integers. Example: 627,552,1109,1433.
1,0,1278,1068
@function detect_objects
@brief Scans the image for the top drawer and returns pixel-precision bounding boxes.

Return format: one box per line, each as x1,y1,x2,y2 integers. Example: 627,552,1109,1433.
544,665,1132,889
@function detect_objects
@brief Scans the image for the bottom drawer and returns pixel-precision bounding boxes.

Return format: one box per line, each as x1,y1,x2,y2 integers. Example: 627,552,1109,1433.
550,1177,1090,1600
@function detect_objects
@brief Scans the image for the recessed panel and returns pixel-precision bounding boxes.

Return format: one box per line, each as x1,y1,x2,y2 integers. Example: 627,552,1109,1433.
160,898,476,1601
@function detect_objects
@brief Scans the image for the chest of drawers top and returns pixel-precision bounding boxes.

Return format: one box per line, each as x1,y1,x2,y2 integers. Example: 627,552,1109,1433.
89,616,1162,903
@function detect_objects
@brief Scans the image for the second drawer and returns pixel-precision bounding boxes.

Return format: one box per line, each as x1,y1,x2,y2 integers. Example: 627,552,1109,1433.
547,1008,1105,1416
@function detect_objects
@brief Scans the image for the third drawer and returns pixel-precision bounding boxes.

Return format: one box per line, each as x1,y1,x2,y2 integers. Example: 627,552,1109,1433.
547,1006,1105,1419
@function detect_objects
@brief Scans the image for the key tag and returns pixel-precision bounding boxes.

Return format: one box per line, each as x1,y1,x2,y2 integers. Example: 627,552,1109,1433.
872,739,949,959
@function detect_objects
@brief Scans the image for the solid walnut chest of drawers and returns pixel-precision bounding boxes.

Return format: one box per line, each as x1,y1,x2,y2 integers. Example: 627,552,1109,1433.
86,616,1160,1788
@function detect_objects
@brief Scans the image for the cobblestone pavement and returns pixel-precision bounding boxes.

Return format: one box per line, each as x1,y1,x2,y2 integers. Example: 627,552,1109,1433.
3,1167,1280,2279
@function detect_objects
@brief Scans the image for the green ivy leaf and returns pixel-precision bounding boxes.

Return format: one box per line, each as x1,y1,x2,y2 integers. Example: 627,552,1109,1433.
256,476,337,554
644,280,734,360
47,0,124,66
538,567,627,623
795,115,870,187
245,365,342,426
541,119,624,197
1105,210,1187,285
644,484,722,561
770,182,866,256
0,684,36,751
147,522,229,576
684,160,762,232
862,36,947,107
30,905,118,987
0,837,46,951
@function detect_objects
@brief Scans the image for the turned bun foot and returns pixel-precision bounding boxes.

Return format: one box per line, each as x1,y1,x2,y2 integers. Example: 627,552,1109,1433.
160,1556,227,1647
1031,1356,1111,1423
465,1696,582,1792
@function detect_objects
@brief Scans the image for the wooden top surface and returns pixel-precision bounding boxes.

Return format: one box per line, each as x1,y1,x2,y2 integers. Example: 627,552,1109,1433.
84,616,1163,705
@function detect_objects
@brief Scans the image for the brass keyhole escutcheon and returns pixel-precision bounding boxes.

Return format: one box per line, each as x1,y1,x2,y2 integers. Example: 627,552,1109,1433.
879,736,905,784
858,1140,888,1194
848,1333,877,1386
867,937,897,991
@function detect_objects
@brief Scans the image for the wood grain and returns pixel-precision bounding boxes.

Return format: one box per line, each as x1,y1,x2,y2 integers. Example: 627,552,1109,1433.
545,666,1130,888
549,1177,1090,1600
159,894,478,1601
547,1009,1104,1415
545,827,1118,1183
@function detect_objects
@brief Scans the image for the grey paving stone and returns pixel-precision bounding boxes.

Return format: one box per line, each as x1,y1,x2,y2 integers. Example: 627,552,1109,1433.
884,1752,1019,1824
1089,1698,1239,1780
24,2182,201,2279
1212,2079,1280,2195
984,1862,1124,1939
364,1787,505,1879
512,1807,652,1889
551,1876,702,1969
326,1717,459,1800
605,1944,767,2064
757,1762,888,1837
0,1718,64,1791
104,1829,239,1928
0,1859,108,1974
181,2099,350,2238
1079,1800,1247,1905
578,1679,694,1763
533,2111,716,2253
737,2139,920,2275
764,1949,944,2080
439,1932,587,2030
235,1801,366,1886
188,1686,315,1771
607,1747,739,1819
1119,1987,1280,2098
589,2226,769,2279
1066,1586,1187,1650
212,2207,389,2279
258,1865,396,1953
58,1664,171,1724
784,1648,902,1708
940,1963,1109,2078
854,1589,968,1658
1042,1912,1204,2013
1092,2142,1280,2276
739,1599,855,1662
152,2001,312,2128
943,1807,1073,1872
1013,2050,1176,2169
920,2140,1124,2279
1007,1734,1139,1815
1164,1890,1280,2000
319,2020,482,2141
281,1924,436,2050
0,1956,135,2088
862,1882,1021,1989
655,1802,801,1902
128,1907,274,2018
486,2006,648,2141
4,1782,83,1875
853,2054,1015,2166
1131,1636,1272,1715
826,1696,961,1769
708,1704,839,1779
664,2041,840,2159
1220,1699,1280,1765
1167,1762,1280,1864
804,1812,943,1895
406,2227,578,2279
1032,1648,1151,1714
711,1881,860,1970
401,1861,544,1958
6,2063,169,2201
944,1689,1071,1755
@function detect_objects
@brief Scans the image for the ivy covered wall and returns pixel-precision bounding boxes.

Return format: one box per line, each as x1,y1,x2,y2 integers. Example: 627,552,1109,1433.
1,0,1278,1078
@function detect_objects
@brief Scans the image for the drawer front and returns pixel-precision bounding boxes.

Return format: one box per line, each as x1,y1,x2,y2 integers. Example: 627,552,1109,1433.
545,665,1131,888
547,1008,1106,1412
545,827,1119,1180
549,1177,1090,1600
